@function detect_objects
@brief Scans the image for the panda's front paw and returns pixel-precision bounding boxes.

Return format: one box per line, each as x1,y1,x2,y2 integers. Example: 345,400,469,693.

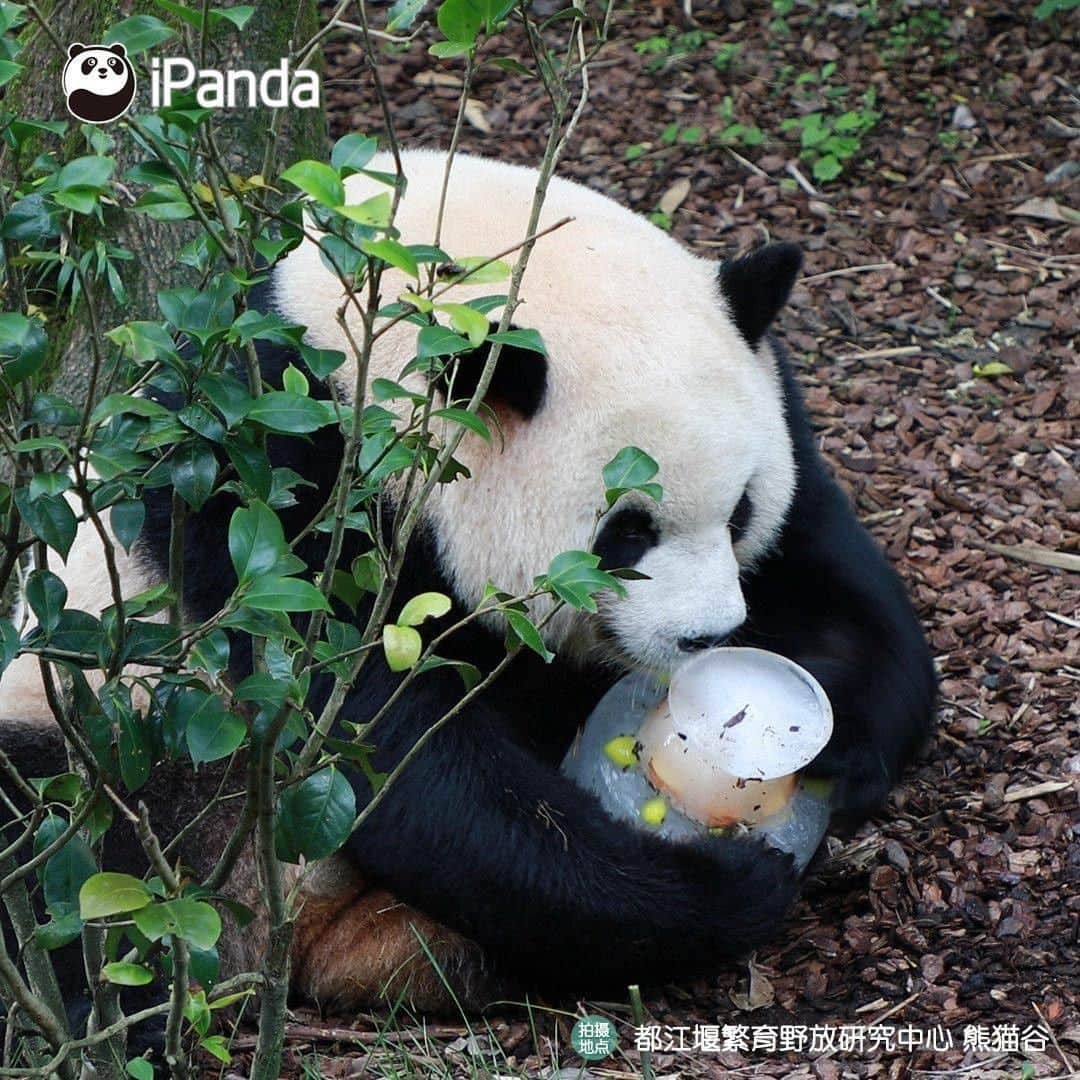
804,738,892,823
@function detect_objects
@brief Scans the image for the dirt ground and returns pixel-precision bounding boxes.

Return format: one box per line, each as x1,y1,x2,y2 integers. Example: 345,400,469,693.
244,1,1079,1076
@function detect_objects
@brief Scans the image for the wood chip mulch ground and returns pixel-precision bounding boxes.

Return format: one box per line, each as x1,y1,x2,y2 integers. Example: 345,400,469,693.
237,2,1079,1076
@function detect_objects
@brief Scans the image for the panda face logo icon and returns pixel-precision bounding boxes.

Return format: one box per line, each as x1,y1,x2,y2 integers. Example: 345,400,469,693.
62,43,137,124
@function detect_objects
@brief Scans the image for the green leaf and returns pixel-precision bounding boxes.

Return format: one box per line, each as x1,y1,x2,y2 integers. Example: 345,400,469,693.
190,629,230,679
361,238,419,279
104,14,175,53
185,693,245,765
25,570,66,634
505,609,554,662
56,156,114,192
29,473,71,501
1,194,59,245
397,592,452,627
211,4,254,29
36,816,95,918
134,898,222,950
179,406,225,442
330,133,378,174
171,441,218,510
973,360,1014,379
602,446,661,508
199,1034,232,1064
49,610,102,654
0,620,19,680
127,1058,155,1080
34,911,84,951
415,655,481,691
198,372,253,428
279,161,345,208
387,0,425,30
275,767,356,863
299,344,345,379
225,437,272,499
102,962,154,986
444,256,511,284
487,328,547,355
14,489,76,559
437,303,488,347
133,185,193,221
336,192,391,226
89,392,169,426
101,685,151,791
417,324,472,359
437,0,511,43
228,501,285,585
0,312,47,384
543,550,626,613
382,624,422,672
110,500,145,554
428,39,470,58
432,406,491,442
281,364,309,397
30,392,78,428
243,576,331,613
246,391,332,434
812,154,843,182
79,872,153,919
0,59,22,88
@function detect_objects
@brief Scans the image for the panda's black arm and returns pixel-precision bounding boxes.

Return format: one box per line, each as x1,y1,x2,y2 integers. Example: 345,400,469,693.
739,343,936,819
341,668,798,988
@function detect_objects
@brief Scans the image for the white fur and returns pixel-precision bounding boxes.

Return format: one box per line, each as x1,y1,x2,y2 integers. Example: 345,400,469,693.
0,150,798,722
275,151,797,672
0,494,160,724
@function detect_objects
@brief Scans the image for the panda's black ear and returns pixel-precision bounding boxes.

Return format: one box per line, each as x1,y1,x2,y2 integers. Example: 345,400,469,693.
68,42,86,58
719,242,802,349
432,324,547,419
108,43,127,58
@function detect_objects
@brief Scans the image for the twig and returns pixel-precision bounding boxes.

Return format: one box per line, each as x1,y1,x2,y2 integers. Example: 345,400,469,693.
725,147,768,179
785,161,819,197
1032,1002,1077,1078
628,985,653,1080
868,990,921,1026
837,346,923,361
1045,611,1080,630
981,542,1080,574
802,262,895,283
1003,780,1073,803
925,285,957,311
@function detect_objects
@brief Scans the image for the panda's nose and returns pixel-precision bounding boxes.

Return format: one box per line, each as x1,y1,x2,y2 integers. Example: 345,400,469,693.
677,633,729,653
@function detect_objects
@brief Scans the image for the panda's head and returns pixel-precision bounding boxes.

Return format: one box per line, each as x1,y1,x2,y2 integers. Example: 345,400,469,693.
275,152,801,674
62,43,136,124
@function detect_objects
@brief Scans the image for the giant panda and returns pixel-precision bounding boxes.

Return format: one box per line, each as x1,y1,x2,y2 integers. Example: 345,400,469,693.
0,150,936,1022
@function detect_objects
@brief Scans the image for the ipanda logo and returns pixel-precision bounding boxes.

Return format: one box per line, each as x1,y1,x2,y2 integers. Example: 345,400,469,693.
148,58,320,110
63,39,320,123
63,43,137,124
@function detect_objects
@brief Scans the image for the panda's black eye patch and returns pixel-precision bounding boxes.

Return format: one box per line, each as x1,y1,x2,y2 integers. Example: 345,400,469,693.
108,57,122,71
82,57,97,74
593,508,659,571
729,491,753,545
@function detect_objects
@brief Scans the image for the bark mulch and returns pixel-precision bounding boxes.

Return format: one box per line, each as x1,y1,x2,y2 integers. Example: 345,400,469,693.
246,2,1079,1076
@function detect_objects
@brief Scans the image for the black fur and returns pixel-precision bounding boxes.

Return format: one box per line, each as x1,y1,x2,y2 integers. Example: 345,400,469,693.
719,243,802,349
129,274,932,990
593,507,659,572
738,341,937,817
4,260,934,1006
431,325,548,418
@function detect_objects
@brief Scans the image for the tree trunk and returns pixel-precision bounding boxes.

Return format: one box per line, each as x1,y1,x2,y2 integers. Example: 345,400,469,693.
2,0,326,405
